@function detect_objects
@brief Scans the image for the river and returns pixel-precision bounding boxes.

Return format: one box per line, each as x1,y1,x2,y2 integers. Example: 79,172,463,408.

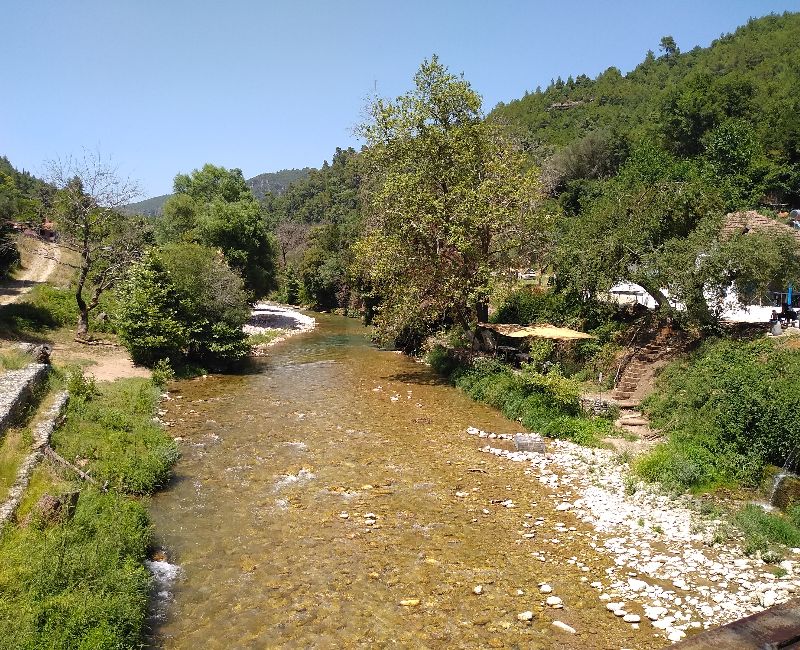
147,314,657,649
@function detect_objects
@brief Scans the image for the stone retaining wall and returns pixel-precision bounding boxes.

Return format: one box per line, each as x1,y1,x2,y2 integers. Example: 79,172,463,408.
0,363,49,434
0,391,69,526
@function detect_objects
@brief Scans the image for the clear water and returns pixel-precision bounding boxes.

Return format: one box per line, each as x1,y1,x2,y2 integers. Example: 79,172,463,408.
147,314,656,648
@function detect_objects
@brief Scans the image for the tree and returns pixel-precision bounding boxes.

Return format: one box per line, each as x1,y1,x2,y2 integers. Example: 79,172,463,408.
116,243,250,367
160,164,277,297
354,56,542,346
47,152,146,339
659,35,680,59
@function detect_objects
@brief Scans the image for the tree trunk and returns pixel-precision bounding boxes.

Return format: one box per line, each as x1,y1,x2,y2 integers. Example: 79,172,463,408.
475,301,489,323
75,257,90,341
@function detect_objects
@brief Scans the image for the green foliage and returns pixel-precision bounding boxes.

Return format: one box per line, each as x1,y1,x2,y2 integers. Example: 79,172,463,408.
733,504,800,557
53,378,177,494
150,358,174,388
160,164,278,297
116,244,250,368
637,338,800,491
266,148,364,311
354,56,544,347
0,490,152,649
428,345,609,446
65,366,97,404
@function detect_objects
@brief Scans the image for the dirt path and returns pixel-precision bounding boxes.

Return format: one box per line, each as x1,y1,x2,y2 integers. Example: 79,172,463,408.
0,240,60,306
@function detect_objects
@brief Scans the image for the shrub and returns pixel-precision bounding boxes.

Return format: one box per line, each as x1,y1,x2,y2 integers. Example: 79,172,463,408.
431,349,607,447
116,243,250,368
638,337,800,491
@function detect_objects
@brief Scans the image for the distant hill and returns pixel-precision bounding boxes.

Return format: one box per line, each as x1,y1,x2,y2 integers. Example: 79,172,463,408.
124,167,313,216
247,168,314,201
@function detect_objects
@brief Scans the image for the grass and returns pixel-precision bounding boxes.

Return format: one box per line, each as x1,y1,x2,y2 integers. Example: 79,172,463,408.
248,329,284,346
0,427,32,499
0,375,176,648
428,345,614,447
733,504,800,558
0,347,33,371
52,378,177,494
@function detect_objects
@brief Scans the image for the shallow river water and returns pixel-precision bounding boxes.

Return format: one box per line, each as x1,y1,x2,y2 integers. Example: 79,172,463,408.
148,314,661,649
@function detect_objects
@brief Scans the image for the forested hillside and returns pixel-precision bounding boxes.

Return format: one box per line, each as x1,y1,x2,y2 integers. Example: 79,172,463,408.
491,12,800,206
264,12,800,337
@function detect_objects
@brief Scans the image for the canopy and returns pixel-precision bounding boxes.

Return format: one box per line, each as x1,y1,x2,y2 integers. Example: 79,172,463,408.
479,323,595,340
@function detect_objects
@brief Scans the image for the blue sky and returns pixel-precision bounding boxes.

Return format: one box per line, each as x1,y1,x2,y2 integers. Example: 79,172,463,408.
3,0,800,198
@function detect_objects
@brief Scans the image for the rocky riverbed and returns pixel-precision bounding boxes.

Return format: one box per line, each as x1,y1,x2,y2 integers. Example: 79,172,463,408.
245,302,316,354
470,428,800,643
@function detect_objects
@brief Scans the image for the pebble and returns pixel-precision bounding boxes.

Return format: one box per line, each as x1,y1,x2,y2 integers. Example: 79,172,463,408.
539,584,553,594
338,512,349,519
517,611,534,622
399,599,420,607
623,614,640,623
473,585,483,595
546,596,563,607
552,620,576,633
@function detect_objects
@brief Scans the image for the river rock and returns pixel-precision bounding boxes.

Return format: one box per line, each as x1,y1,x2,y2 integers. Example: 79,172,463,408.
546,596,563,607
759,590,777,608
628,577,648,592
552,620,576,633
517,610,534,621
539,583,553,594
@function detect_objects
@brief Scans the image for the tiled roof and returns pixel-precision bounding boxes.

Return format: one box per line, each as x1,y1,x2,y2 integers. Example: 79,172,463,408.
721,210,800,245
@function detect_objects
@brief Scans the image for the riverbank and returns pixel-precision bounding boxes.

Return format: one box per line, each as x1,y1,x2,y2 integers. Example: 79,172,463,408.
0,374,176,647
474,431,800,643
245,302,316,354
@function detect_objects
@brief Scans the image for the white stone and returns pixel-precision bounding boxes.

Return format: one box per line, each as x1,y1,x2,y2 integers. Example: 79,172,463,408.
555,502,572,511
667,630,686,642
473,585,483,595
539,584,553,594
623,614,640,623
613,609,627,617
552,620,576,633
546,596,563,607
628,578,648,592
517,611,534,622
700,605,714,618
760,590,777,608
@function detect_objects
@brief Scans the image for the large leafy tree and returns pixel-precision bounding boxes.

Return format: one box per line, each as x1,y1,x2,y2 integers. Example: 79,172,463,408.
354,56,543,345
160,164,277,297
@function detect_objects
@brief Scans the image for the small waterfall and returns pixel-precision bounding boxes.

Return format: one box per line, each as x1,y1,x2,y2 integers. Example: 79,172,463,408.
769,472,789,507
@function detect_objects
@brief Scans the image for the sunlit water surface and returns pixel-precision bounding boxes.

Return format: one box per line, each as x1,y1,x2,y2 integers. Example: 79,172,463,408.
147,314,658,649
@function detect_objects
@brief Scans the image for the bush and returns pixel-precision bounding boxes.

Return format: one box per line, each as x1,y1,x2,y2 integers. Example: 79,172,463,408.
431,348,608,447
116,243,250,368
638,338,800,491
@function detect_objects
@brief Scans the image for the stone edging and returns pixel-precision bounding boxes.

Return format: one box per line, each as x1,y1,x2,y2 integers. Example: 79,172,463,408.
0,363,50,435
0,391,69,527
